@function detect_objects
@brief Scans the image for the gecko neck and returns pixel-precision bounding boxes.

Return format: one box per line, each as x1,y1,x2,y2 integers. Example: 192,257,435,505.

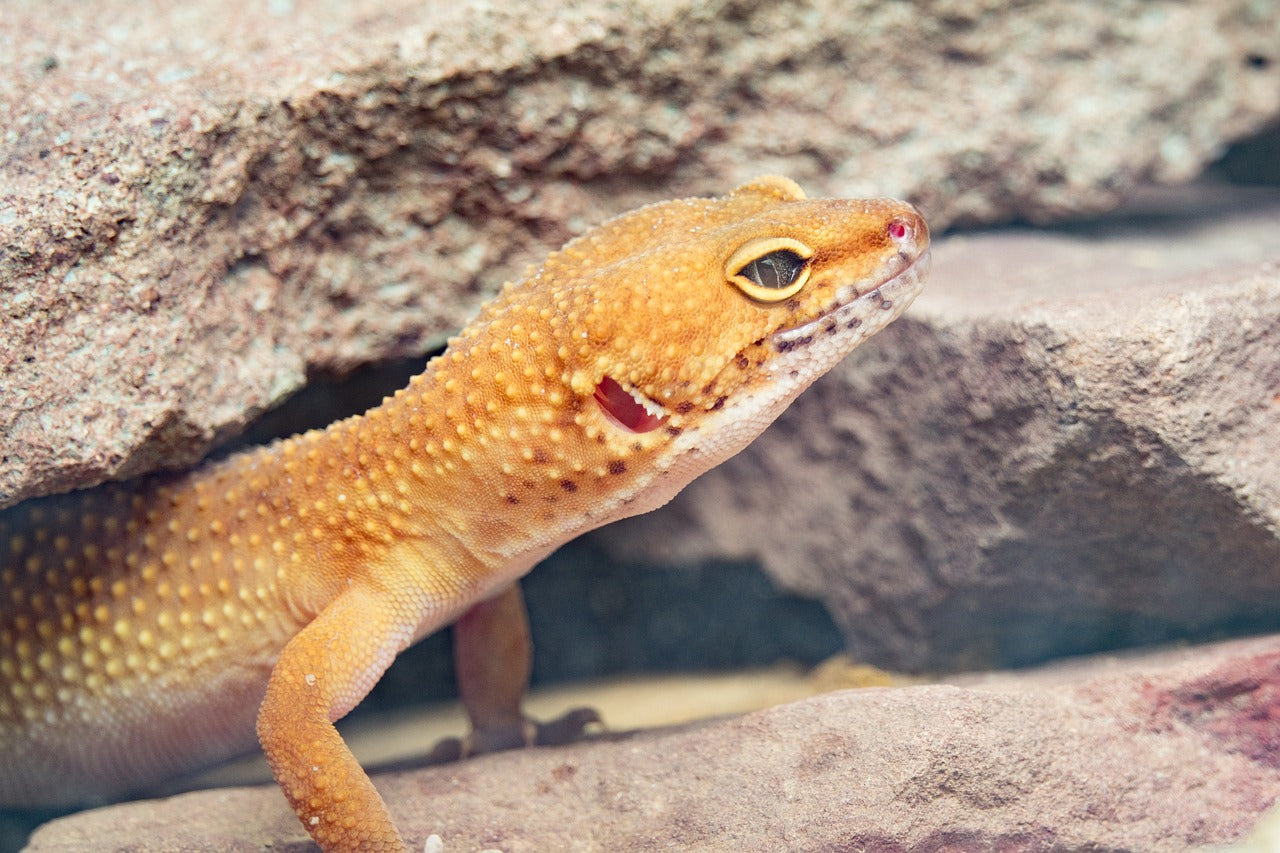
316,323,668,586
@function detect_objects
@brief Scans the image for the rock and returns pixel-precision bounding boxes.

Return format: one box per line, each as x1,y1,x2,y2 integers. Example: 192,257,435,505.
24,635,1280,851
600,184,1280,672
3,0,1279,506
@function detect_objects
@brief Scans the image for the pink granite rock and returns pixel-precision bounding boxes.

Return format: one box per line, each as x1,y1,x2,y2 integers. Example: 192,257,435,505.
23,635,1280,851
602,186,1280,671
3,0,1279,506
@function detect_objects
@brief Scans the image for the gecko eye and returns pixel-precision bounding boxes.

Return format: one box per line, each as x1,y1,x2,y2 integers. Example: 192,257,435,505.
725,237,814,302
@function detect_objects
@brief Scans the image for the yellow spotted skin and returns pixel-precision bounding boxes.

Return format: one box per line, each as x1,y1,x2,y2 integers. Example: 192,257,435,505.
0,177,930,852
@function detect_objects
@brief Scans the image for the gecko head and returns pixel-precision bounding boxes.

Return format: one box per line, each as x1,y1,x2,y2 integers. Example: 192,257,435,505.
436,176,929,557
525,176,930,459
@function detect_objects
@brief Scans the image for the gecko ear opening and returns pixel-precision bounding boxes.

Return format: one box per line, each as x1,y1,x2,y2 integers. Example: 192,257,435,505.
725,237,814,303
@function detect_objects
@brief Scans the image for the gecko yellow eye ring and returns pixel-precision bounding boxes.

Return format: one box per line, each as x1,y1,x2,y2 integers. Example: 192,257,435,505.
725,236,814,302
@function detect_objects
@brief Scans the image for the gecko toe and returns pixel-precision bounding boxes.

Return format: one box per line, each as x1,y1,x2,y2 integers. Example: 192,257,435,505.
531,706,603,746
435,706,603,762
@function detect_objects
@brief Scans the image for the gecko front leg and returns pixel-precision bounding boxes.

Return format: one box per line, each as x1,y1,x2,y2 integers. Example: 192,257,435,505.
257,584,416,853
446,583,599,757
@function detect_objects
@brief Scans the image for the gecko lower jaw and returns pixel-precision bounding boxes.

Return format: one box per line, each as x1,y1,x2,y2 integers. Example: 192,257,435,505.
770,249,931,348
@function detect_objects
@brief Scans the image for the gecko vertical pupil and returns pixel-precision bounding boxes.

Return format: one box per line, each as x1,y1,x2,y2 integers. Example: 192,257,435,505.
737,250,807,290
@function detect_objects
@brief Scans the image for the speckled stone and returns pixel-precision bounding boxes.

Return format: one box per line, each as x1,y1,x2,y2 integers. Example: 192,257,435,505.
23,635,1280,852
3,0,1279,506
603,184,1280,671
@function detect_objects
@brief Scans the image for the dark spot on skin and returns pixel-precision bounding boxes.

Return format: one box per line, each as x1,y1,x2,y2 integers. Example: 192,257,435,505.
560,479,578,492
631,442,643,453
665,425,683,436
711,396,727,411
595,434,606,444
786,298,802,311
735,354,749,369
568,396,583,412
845,317,862,330
532,449,549,464
822,319,837,336
775,336,812,353
675,401,694,414
608,460,627,475
702,383,715,395
505,494,520,505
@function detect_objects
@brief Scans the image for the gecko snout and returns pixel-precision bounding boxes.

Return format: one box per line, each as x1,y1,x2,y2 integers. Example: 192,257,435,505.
887,207,930,265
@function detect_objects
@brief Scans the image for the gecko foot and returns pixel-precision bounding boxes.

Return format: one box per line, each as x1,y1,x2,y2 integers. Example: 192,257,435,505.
428,706,602,763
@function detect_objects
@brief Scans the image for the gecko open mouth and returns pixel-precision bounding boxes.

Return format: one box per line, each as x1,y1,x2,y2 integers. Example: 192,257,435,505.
593,374,669,433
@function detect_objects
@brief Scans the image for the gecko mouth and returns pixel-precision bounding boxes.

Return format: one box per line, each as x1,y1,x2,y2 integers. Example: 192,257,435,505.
594,375,668,433
769,250,931,351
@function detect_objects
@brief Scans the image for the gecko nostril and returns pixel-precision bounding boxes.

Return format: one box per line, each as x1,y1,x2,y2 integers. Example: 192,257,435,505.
887,218,910,242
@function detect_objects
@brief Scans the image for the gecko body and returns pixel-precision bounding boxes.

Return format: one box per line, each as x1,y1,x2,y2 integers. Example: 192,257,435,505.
0,176,929,851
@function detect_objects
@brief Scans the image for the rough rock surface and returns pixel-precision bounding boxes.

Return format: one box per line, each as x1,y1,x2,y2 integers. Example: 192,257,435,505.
3,0,1279,507
602,185,1280,672
24,635,1280,852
